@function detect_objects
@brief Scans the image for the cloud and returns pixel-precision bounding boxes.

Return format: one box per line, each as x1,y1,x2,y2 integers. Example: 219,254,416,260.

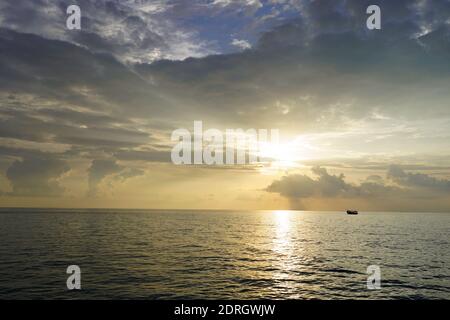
388,165,450,192
0,0,215,63
115,167,145,182
2,1,450,135
210,0,262,9
137,1,450,132
266,166,371,199
266,165,450,210
5,155,69,197
231,38,252,50
0,28,174,154
87,159,123,196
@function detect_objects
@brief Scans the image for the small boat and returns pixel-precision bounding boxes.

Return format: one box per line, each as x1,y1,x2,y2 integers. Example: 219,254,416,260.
346,210,358,215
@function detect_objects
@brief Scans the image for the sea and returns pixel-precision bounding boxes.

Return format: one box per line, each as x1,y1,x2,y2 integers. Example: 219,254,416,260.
0,208,448,299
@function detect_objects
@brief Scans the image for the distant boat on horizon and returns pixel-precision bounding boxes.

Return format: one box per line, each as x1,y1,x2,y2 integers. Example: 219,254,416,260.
346,210,358,215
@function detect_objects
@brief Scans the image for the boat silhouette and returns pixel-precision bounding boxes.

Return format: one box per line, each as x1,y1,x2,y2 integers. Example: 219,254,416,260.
346,210,358,215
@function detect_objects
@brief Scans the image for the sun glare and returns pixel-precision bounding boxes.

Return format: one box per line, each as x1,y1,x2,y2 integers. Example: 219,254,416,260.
259,136,314,170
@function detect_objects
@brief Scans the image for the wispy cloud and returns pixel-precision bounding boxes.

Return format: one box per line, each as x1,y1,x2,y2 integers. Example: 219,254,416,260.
231,38,251,50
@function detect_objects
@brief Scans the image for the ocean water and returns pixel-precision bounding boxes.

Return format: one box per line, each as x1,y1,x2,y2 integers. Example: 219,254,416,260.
0,208,448,300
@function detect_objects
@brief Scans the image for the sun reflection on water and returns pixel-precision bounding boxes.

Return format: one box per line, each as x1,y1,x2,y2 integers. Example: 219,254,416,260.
271,210,296,292
273,210,291,238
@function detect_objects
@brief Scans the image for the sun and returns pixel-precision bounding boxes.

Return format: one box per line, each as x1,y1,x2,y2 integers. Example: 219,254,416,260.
258,136,313,169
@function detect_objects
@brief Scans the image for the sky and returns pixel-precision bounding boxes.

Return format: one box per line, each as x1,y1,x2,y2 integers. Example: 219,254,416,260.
0,0,450,211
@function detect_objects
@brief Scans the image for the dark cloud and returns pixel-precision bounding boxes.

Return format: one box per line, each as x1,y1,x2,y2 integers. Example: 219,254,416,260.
137,2,450,130
0,28,172,160
266,166,395,199
5,155,69,197
0,28,171,117
0,105,151,151
2,1,450,135
266,165,450,210
388,165,450,192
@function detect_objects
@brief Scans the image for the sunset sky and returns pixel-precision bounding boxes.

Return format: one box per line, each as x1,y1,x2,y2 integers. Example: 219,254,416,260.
0,0,450,211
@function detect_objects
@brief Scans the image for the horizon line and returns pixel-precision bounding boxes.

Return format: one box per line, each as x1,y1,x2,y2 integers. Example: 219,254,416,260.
0,206,449,214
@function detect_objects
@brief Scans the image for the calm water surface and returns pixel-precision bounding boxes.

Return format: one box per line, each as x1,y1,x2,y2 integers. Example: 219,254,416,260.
0,209,449,299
